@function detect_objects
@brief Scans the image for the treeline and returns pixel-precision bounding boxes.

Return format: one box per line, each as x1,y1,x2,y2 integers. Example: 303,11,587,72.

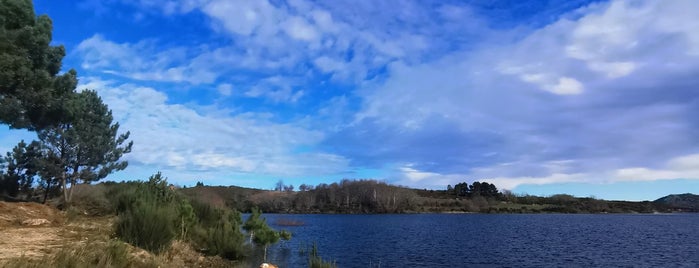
184,180,503,214
447,181,500,198
156,179,695,215
417,188,680,213
183,179,685,214
183,179,420,213
415,181,504,212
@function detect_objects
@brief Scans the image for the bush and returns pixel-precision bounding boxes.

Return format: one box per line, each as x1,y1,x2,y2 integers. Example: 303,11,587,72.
108,173,249,260
70,184,113,216
189,201,246,259
191,219,246,260
115,201,177,253
177,199,197,240
111,173,182,253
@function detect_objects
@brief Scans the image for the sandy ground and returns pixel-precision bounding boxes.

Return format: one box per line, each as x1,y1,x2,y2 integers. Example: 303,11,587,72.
0,202,236,267
0,201,110,262
0,202,257,267
0,226,65,261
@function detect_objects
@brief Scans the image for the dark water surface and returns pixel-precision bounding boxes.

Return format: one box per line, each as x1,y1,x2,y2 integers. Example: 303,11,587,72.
256,213,698,267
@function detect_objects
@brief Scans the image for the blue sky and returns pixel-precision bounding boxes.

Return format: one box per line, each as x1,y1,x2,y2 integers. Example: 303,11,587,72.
2,0,699,201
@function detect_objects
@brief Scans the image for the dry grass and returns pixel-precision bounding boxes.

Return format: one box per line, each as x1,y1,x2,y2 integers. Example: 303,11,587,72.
0,226,64,261
0,201,68,262
0,201,242,268
0,201,65,228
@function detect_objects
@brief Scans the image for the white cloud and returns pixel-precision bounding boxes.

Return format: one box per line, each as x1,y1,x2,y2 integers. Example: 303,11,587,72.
245,85,304,103
550,77,583,95
493,0,699,95
75,34,217,84
283,16,319,42
68,0,699,190
565,0,699,77
216,83,233,96
201,0,278,36
487,174,585,191
123,0,455,84
518,73,584,95
243,76,305,103
313,56,344,73
395,165,460,189
310,9,339,34
345,0,699,189
75,0,490,111
78,77,348,180
586,61,636,78
667,154,699,170
191,153,257,171
396,153,699,191
76,34,136,69
614,154,699,182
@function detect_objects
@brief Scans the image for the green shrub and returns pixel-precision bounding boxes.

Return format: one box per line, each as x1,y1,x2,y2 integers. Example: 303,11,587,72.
177,199,197,240
190,199,222,226
115,201,176,253
105,181,140,213
107,173,248,260
191,219,246,260
110,173,183,254
70,184,113,216
189,201,246,259
107,173,175,215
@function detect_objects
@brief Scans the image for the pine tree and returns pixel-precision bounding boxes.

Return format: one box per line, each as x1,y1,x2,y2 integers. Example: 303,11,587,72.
0,0,76,130
0,140,41,198
37,90,132,203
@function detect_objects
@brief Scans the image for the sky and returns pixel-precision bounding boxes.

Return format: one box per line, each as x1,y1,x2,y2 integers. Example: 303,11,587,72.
2,0,699,201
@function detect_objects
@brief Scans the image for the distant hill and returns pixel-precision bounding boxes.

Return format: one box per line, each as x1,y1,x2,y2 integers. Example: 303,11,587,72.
180,185,265,212
654,193,699,211
178,182,694,214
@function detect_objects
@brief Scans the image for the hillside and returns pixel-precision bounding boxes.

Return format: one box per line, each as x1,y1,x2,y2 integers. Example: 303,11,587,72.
180,184,265,211
654,193,699,212
180,180,419,213
179,180,691,214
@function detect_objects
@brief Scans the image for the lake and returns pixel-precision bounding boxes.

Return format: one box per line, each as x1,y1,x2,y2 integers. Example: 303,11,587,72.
253,213,699,267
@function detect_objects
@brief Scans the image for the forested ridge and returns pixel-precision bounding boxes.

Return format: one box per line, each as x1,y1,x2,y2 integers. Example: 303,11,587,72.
179,179,698,214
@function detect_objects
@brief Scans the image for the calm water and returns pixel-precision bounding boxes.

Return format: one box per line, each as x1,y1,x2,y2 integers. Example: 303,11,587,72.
253,213,699,267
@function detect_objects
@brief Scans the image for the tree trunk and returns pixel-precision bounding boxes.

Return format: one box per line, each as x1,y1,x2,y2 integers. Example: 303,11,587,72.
181,217,185,240
263,245,268,261
67,165,80,204
67,177,75,204
61,173,69,204
42,180,52,204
